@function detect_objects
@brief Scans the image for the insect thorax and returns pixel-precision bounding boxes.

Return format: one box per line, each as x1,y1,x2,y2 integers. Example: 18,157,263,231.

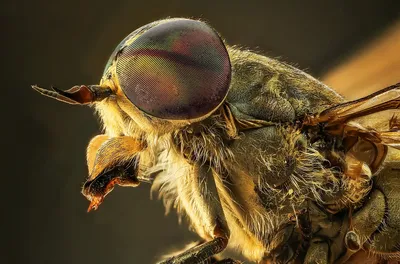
144,115,347,261
92,48,375,262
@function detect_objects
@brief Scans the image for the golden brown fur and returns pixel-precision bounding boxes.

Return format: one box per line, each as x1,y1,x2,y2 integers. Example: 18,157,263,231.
86,47,400,263
31,38,399,262
31,16,400,263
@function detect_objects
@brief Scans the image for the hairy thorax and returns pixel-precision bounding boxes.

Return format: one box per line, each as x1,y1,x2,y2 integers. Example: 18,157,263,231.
145,118,342,262
92,49,375,262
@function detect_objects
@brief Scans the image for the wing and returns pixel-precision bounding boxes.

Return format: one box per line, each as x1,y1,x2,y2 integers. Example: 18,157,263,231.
223,48,400,149
221,48,399,180
304,83,400,150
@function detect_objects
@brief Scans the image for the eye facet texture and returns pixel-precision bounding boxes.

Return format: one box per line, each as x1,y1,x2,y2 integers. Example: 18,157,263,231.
114,19,231,120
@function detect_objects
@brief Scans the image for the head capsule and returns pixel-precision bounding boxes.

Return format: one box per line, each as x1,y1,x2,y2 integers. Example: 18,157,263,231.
103,18,231,123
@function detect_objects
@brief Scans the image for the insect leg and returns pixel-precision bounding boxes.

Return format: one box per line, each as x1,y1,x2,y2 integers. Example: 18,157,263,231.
158,237,228,264
158,165,233,264
364,162,400,260
212,258,241,263
82,135,146,211
303,239,329,264
158,242,240,264
335,189,386,263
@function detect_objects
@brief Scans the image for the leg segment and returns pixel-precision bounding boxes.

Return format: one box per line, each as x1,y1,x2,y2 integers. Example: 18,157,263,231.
335,189,386,263
366,162,400,259
158,237,228,264
212,259,241,264
157,163,234,264
303,239,329,264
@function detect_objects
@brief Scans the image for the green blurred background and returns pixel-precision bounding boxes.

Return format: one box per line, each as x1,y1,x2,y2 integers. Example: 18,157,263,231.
2,1,399,263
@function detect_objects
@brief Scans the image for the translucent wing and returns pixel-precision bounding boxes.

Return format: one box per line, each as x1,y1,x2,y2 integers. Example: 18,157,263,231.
304,83,400,150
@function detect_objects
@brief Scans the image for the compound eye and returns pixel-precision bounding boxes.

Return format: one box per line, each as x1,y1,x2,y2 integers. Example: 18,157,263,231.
115,19,231,120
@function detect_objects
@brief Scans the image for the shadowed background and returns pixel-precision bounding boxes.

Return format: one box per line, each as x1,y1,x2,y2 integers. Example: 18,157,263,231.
2,1,399,263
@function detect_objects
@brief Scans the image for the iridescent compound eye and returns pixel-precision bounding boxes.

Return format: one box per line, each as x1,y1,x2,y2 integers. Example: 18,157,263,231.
113,19,231,120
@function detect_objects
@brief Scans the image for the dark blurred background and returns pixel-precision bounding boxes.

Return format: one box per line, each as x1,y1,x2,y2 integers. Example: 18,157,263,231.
2,1,399,263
